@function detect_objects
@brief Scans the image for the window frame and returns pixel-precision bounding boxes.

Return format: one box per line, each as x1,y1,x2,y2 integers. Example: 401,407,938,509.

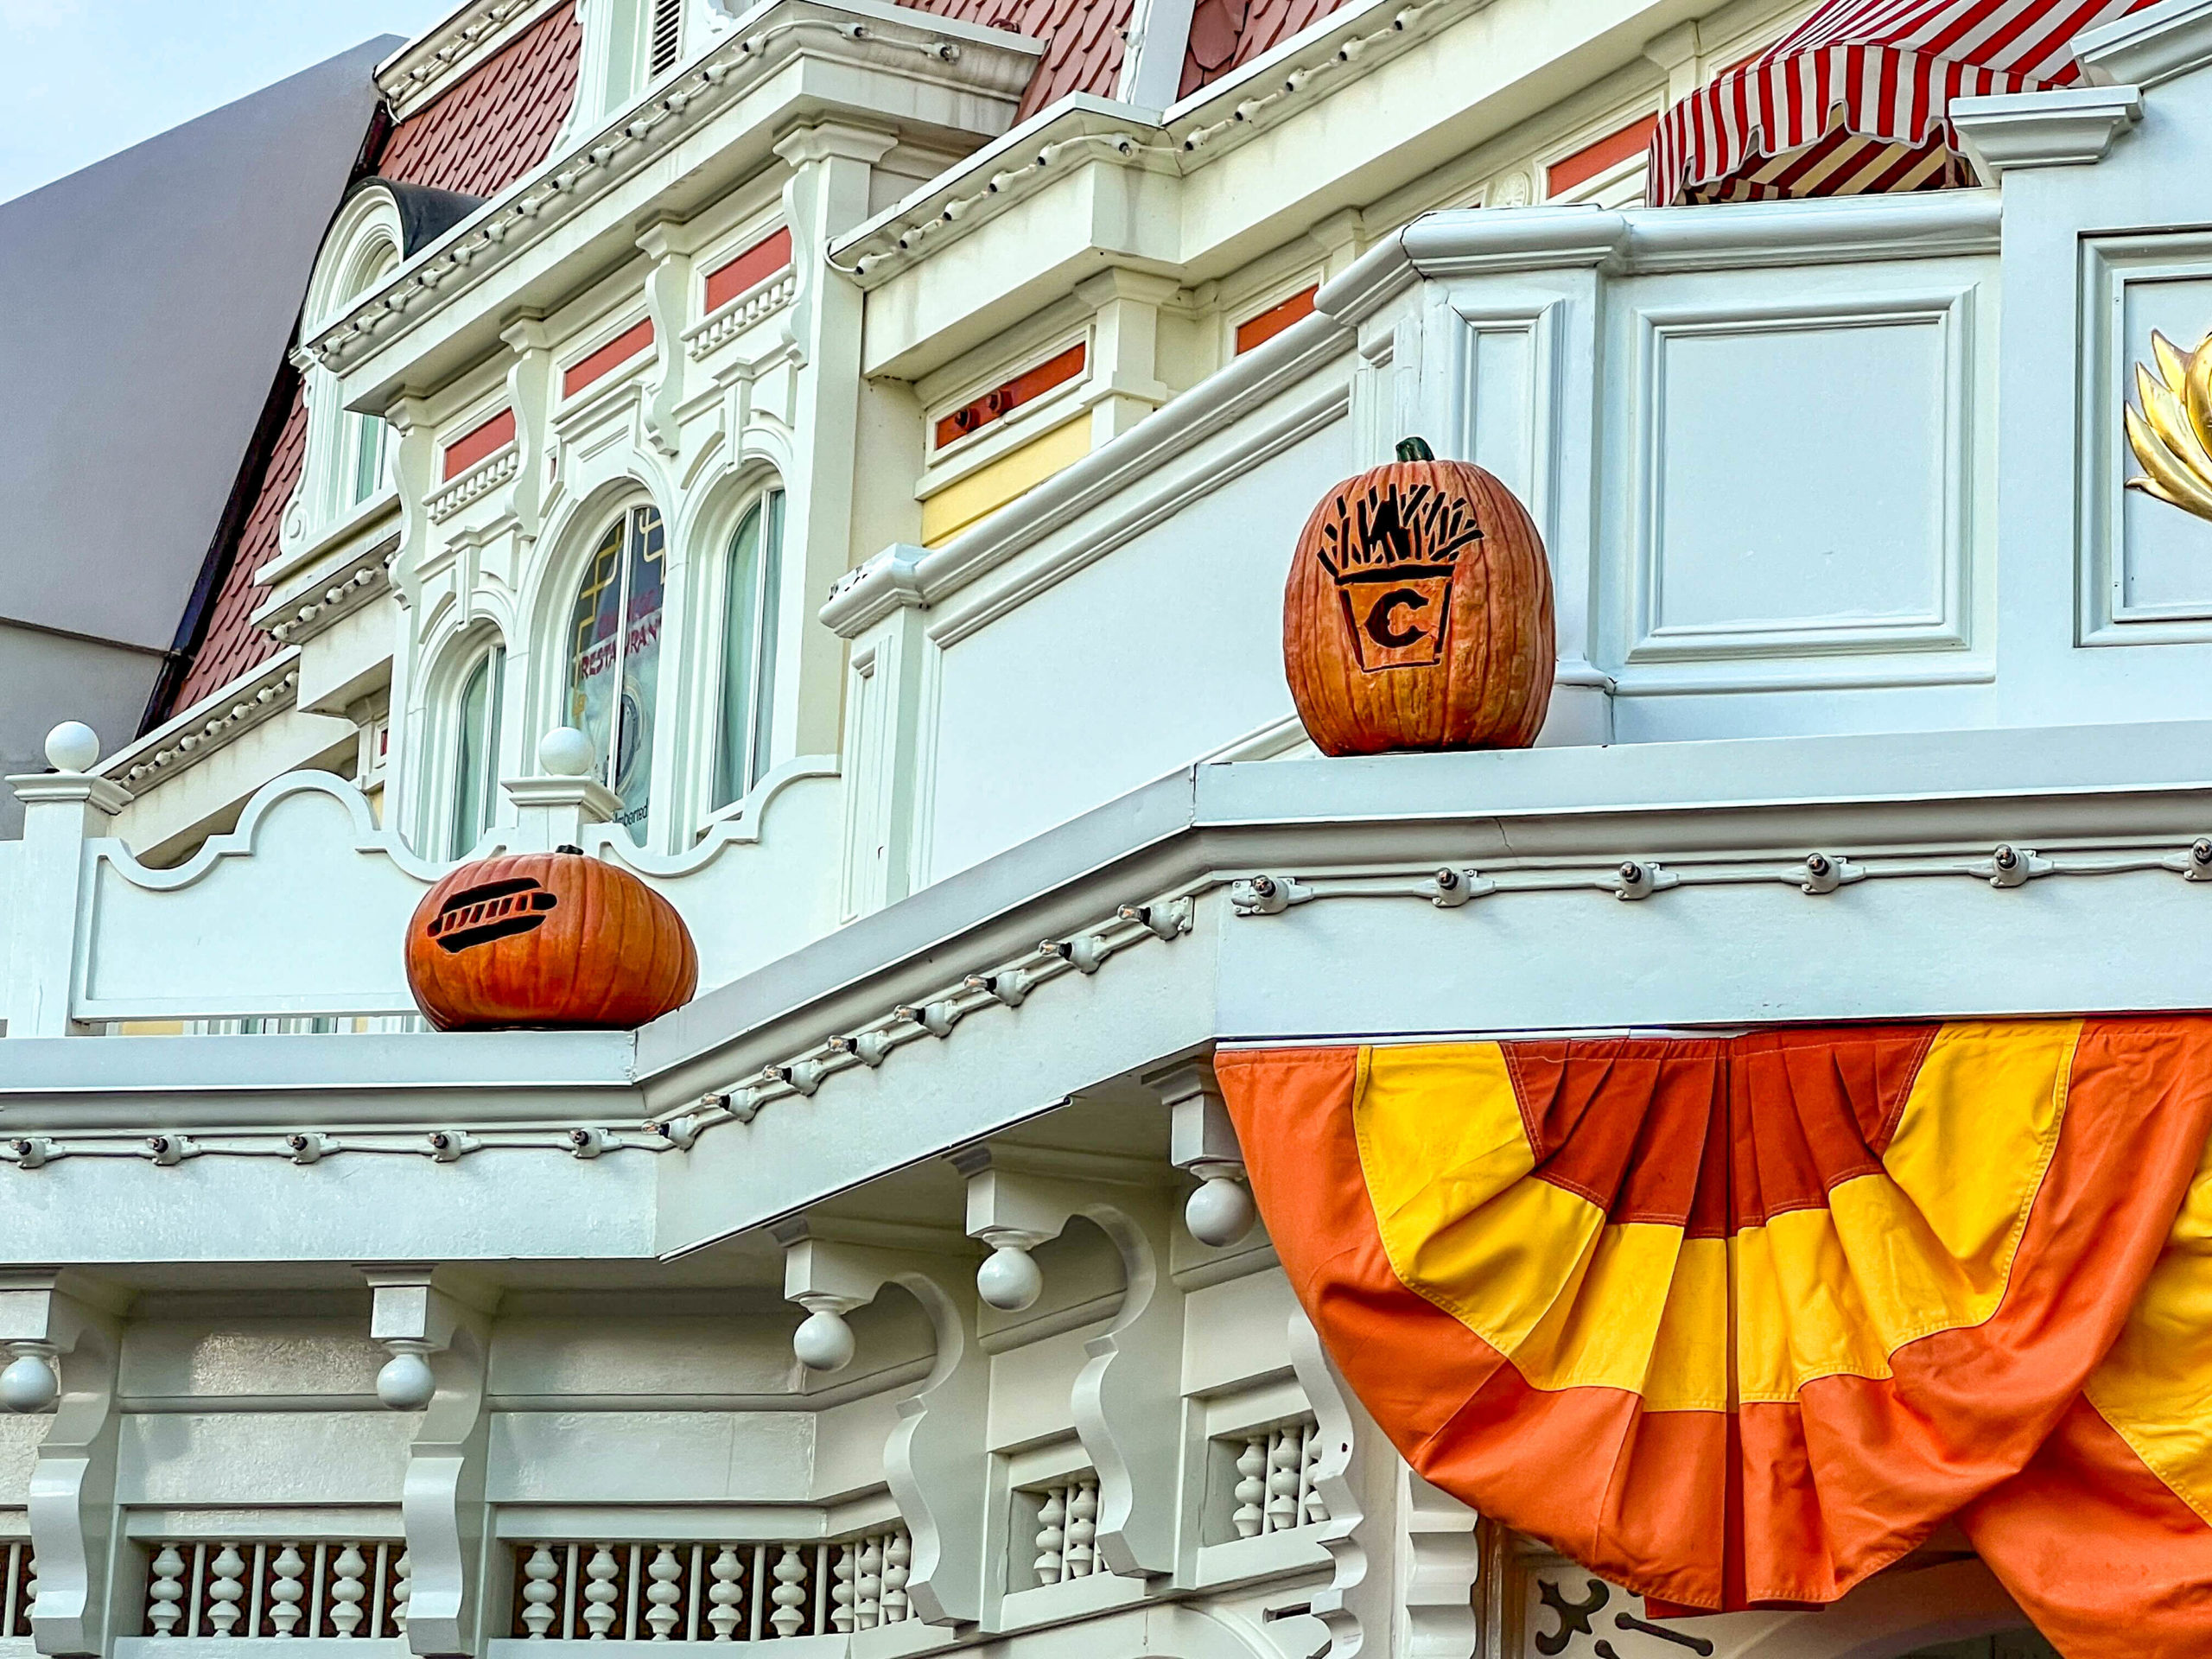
710,486,788,812
443,637,507,861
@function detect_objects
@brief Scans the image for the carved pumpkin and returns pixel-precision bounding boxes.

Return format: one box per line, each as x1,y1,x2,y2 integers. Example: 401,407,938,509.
404,849,697,1032
1283,437,1554,755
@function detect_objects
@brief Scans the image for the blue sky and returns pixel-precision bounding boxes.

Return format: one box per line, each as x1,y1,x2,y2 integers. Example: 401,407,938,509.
0,0,459,205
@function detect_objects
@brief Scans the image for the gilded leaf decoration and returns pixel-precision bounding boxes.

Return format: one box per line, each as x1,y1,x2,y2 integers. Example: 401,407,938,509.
2125,327,2212,523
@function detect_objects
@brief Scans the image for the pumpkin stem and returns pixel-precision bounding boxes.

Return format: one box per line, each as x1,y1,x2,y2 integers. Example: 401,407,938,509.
556,843,584,855
1395,435,1436,462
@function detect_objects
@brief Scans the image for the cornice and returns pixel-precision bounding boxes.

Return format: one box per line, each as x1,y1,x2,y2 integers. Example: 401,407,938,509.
375,0,573,121
827,0,1472,288
252,537,400,647
2078,0,2212,89
1951,85,2143,178
99,649,304,796
309,0,1040,383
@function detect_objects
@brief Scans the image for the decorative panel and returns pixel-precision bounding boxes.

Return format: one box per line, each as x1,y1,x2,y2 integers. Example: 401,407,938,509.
1625,289,1974,671
2081,234,2212,644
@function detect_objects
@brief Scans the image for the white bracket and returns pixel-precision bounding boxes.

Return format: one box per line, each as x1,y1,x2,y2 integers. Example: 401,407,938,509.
361,1266,498,1657
1153,1060,1257,1248
0,1269,129,1656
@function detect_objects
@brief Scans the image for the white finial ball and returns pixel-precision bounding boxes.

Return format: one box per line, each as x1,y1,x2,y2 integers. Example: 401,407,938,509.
538,726,595,778
0,1352,59,1414
1185,1175,1257,1248
792,1308,855,1373
976,1243,1044,1312
376,1350,437,1411
44,721,99,773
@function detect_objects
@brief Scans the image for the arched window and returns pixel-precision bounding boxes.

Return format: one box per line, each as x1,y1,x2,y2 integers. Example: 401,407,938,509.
715,489,785,807
343,247,400,508
565,505,665,834
449,644,505,858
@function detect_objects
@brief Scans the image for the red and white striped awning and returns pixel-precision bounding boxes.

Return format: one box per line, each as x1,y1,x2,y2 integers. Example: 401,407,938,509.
1646,0,2157,206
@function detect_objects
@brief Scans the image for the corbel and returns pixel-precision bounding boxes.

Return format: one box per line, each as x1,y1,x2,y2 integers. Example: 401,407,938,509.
774,1218,987,1627
498,314,555,544
1151,1060,1257,1249
1396,1469,1479,1658
384,395,438,605
951,1144,1183,1579
0,1269,130,1657
361,1265,499,1657
1288,1306,1370,1656
636,219,704,460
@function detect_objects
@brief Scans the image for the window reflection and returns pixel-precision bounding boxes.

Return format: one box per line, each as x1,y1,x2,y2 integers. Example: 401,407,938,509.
565,505,664,835
715,490,785,809
449,645,504,859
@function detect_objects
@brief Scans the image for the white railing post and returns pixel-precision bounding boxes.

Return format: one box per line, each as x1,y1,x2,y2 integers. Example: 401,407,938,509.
500,728,620,855
4,725,129,1039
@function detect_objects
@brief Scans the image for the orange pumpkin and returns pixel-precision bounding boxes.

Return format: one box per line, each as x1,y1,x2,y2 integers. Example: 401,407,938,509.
1283,437,1554,755
404,849,697,1032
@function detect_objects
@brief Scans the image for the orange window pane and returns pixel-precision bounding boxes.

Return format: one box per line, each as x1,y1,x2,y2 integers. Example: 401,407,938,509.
703,226,793,314
932,343,1087,451
1234,284,1319,355
1546,113,1659,199
441,407,516,480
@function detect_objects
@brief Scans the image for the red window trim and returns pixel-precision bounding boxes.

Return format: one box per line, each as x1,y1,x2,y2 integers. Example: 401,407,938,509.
1545,112,1659,200
441,407,517,480
1234,284,1319,356
562,318,657,399
932,343,1089,452
703,226,793,315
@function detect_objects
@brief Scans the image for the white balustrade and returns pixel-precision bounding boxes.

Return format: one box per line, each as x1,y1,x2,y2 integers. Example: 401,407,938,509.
0,1537,35,1639
507,1531,911,1641
1224,1417,1331,1541
1020,1474,1101,1588
139,1540,404,1637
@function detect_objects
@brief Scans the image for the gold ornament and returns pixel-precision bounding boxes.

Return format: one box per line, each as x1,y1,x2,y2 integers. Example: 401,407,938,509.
2125,328,2212,523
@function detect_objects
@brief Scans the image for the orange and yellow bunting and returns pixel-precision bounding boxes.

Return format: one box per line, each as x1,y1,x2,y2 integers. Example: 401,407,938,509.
1217,1018,2212,1657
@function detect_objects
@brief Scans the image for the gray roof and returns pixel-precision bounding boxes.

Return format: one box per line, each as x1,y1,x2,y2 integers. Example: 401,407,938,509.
0,35,401,658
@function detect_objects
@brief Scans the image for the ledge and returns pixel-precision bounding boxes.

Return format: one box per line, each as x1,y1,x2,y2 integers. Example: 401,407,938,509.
1951,85,2144,178
2078,0,2212,89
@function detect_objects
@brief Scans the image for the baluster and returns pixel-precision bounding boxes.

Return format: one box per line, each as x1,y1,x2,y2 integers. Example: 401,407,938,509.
854,1536,882,1630
624,1545,643,1642
880,1532,909,1624
269,1543,308,1636
685,1546,703,1643
368,1543,388,1640
147,1545,186,1636
520,1544,561,1639
705,1547,743,1642
1233,1438,1268,1538
645,1548,682,1641
206,1544,246,1636
17,1549,33,1640
309,1543,328,1637
390,1549,411,1636
1302,1423,1329,1526
767,1545,807,1637
1064,1481,1097,1578
830,1544,855,1633
329,1543,367,1637
1033,1487,1067,1586
581,1546,620,1640
1267,1430,1300,1533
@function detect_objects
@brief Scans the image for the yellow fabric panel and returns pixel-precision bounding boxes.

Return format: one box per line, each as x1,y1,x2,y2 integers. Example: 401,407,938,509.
918,416,1090,546
1880,1020,2077,1270
1737,1203,1895,1402
2085,1131,2212,1523
1511,1224,1732,1409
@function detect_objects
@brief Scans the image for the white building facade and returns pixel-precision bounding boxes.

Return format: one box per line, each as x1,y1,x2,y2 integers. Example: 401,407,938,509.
10,0,2212,1653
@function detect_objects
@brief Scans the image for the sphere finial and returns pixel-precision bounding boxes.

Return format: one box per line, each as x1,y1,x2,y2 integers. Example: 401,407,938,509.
44,721,99,773
538,727,594,778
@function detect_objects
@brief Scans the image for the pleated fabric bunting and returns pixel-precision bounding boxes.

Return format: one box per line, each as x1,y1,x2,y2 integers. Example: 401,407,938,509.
1216,1018,2212,1657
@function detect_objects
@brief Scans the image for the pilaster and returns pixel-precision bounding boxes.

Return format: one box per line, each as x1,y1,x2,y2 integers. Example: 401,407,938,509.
1076,268,1181,445
5,726,129,1039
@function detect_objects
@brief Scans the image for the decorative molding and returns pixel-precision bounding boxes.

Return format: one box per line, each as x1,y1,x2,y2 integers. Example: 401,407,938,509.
684,270,798,359
822,320,1355,639
99,651,304,795
2078,0,2212,90
1950,85,2143,177
425,445,521,522
308,0,1039,378
375,0,572,120
256,537,399,647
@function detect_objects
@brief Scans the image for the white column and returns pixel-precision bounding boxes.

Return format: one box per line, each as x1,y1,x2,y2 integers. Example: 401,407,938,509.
5,725,129,1039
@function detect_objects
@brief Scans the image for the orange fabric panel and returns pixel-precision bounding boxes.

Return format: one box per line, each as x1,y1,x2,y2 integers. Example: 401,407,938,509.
1217,1017,2212,1650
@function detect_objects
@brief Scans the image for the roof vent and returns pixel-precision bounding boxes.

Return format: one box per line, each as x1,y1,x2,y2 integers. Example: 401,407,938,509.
650,0,683,76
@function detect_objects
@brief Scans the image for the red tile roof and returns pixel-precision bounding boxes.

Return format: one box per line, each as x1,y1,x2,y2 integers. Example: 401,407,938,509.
907,0,1132,121
167,388,307,711
1178,0,1355,99
377,3,582,195
161,4,582,725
